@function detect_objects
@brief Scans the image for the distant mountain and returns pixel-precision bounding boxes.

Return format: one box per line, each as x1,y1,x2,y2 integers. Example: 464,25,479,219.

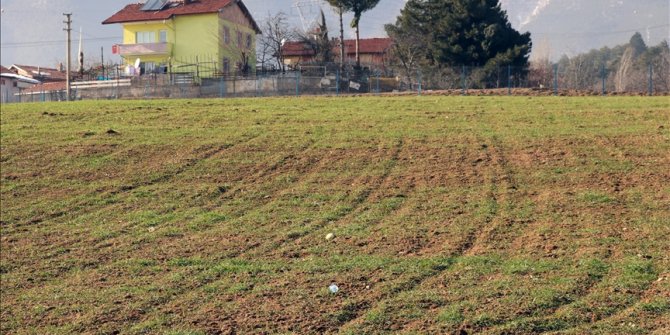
499,0,669,59
499,0,553,28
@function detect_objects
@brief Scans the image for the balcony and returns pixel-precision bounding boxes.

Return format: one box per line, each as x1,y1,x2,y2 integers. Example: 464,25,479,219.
115,43,172,57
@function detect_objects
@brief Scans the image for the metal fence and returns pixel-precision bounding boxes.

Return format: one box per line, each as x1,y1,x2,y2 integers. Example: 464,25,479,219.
11,62,669,103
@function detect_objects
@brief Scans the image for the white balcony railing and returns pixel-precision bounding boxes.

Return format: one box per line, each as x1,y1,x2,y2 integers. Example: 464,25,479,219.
117,43,172,57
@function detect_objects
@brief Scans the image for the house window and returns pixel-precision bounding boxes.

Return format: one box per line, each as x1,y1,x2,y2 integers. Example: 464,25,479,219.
1,79,5,85
224,26,230,45
13,81,18,87
246,34,252,49
136,31,155,44
223,58,230,74
145,62,156,73
237,31,243,47
159,30,168,43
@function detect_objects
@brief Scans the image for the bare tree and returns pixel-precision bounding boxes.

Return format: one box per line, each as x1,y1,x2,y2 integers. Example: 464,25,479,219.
257,30,273,72
529,38,553,88
529,58,552,89
647,40,670,92
385,22,424,89
258,12,294,73
655,44,670,91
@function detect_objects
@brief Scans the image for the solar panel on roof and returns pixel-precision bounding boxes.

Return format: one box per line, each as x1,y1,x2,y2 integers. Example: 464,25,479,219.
141,0,159,11
141,0,158,11
141,0,169,11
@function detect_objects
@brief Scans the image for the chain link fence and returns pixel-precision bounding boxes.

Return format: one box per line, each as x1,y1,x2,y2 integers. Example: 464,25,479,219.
12,61,669,103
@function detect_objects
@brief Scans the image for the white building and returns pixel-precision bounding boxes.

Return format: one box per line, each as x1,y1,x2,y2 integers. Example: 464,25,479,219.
1,66,41,103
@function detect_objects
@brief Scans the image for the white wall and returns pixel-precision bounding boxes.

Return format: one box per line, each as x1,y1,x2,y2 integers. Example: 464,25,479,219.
1,77,20,103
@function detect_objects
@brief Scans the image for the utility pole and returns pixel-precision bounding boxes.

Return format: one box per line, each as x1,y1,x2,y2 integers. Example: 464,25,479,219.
63,13,72,101
339,6,344,70
101,47,105,79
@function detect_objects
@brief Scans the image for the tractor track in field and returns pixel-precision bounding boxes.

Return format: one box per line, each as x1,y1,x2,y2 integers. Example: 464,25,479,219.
334,136,529,333
8,133,262,230
578,274,670,330
200,138,449,333
109,142,239,195
85,137,323,262
76,139,409,334
2,137,328,331
332,138,510,332
466,135,522,255
68,137,402,288
119,138,408,334
335,259,456,333
473,134,659,334
451,135,519,257
228,138,517,333
236,138,406,259
19,135,361,291
396,139,476,257
480,135,654,334
1,134,264,289
177,140,344,259
203,139,319,207
4,98,669,335
452,143,497,256
485,271,664,335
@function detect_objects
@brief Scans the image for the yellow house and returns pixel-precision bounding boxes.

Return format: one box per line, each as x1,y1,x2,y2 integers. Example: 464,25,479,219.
103,0,261,76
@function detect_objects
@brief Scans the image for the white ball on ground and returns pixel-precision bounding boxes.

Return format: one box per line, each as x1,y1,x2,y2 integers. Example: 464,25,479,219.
329,283,339,294
325,233,335,241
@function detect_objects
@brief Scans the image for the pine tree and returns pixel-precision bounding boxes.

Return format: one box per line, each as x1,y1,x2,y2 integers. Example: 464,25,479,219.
386,0,532,85
628,32,647,58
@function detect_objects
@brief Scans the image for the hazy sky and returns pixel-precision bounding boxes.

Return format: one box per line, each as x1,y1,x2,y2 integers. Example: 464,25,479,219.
1,0,668,67
0,0,406,67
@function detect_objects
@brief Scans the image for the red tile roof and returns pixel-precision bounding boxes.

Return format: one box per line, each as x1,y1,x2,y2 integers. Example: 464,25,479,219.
22,81,67,93
281,42,317,57
1,65,12,74
103,0,260,33
342,38,393,55
282,38,393,57
10,64,67,82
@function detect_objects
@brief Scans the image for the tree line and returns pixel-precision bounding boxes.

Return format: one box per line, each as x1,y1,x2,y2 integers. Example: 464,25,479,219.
258,0,668,92
530,33,670,92
258,0,532,85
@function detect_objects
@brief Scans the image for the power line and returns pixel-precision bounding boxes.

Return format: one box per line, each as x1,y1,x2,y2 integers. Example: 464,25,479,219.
532,24,670,38
1,37,120,49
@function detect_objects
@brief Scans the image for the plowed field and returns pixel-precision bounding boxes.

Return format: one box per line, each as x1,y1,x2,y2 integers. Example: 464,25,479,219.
1,96,669,334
